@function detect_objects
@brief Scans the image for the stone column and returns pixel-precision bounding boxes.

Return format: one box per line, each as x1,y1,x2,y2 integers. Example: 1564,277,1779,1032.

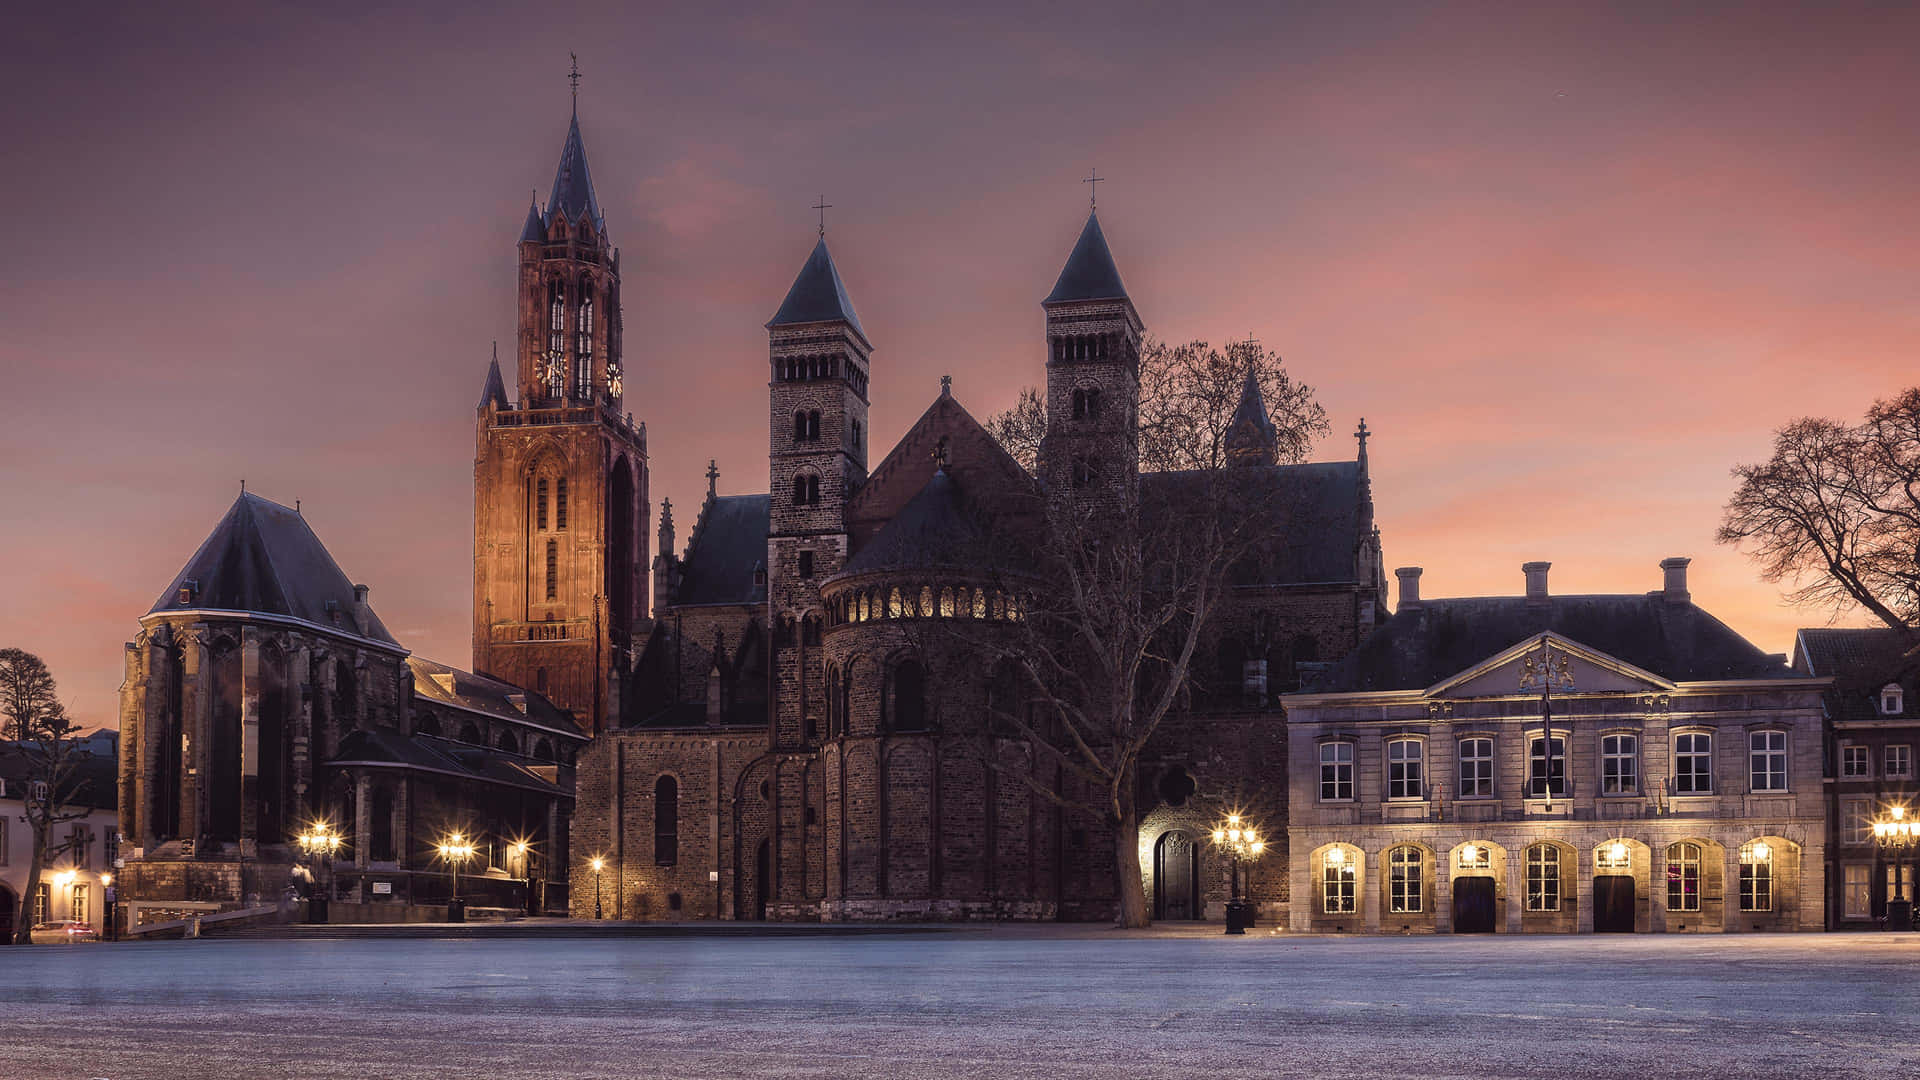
140,631,172,848
1723,843,1744,932
1434,851,1454,934
1362,845,1382,933
1575,849,1594,933
291,645,313,825
1505,850,1524,933
239,628,262,855
353,772,372,871
393,777,411,871
182,627,210,851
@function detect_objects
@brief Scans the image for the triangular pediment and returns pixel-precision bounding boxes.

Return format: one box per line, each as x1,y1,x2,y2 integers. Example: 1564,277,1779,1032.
845,391,1037,552
1428,631,1676,699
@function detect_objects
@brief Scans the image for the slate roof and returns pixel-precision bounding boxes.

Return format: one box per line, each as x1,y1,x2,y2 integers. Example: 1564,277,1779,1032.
1792,626,1919,723
329,729,568,796
0,745,118,811
518,199,544,243
149,494,399,646
543,114,604,232
839,469,1018,577
1142,461,1364,587
407,656,581,737
767,238,866,340
1225,369,1278,452
477,355,509,411
1313,595,1794,694
675,494,771,606
1044,211,1129,304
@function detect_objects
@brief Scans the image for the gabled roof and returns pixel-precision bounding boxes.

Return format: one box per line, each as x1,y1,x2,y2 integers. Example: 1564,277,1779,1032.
329,730,569,797
0,745,118,812
845,388,1040,552
674,494,771,606
1793,626,1912,679
148,493,399,646
840,469,1014,577
407,656,581,737
767,238,866,341
1313,594,1793,694
1142,460,1364,587
477,355,509,411
543,114,604,232
1044,211,1129,305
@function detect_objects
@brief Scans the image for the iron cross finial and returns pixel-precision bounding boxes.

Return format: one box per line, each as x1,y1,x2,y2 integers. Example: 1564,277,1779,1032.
940,374,952,396
706,458,719,497
813,195,832,238
1356,418,1370,451
569,54,581,111
1084,169,1104,209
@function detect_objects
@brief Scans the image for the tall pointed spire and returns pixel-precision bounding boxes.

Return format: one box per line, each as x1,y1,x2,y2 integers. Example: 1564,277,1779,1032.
478,344,509,412
1224,366,1279,467
518,195,544,243
1044,211,1129,305
767,237,867,343
545,114,604,232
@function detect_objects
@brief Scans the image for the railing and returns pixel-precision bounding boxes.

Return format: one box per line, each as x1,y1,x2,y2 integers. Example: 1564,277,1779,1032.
488,403,644,444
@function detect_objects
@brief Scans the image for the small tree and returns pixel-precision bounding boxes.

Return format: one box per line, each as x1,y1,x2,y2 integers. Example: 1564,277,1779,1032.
1719,388,1920,633
968,338,1324,927
0,649,96,944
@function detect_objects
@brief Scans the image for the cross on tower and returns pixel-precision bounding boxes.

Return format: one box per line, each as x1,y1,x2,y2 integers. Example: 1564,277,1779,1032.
1355,418,1370,453
568,53,581,109
1084,169,1104,209
813,195,832,238
706,459,719,498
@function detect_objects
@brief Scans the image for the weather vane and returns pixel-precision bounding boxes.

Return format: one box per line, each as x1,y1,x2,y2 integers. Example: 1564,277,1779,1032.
1084,168,1104,209
813,195,832,238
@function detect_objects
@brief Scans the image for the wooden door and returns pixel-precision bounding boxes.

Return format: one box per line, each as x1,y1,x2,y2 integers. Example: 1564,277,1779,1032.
1452,877,1495,933
1154,831,1199,920
1594,874,1636,932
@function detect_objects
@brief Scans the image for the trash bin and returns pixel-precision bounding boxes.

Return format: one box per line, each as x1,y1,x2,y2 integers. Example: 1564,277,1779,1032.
446,897,467,923
1889,898,1913,932
1225,899,1251,935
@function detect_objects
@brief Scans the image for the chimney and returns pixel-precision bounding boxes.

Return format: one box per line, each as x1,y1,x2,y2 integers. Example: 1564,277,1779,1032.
1660,557,1691,604
352,584,372,635
1395,567,1423,611
1523,561,1551,605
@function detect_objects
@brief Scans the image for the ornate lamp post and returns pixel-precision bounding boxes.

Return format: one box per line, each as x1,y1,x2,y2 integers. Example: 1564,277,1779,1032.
589,856,605,920
1872,805,1919,931
295,822,343,925
100,873,114,942
1210,814,1266,935
436,832,478,923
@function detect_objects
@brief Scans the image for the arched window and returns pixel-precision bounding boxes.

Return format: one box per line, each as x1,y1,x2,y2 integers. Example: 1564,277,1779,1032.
576,296,594,397
1071,456,1097,488
1666,842,1701,912
498,729,520,754
654,775,679,866
536,478,549,531
555,477,568,530
414,713,440,738
837,663,853,737
370,785,394,862
458,721,481,744
1322,847,1358,914
939,588,955,617
1388,846,1422,913
802,615,821,646
792,474,820,506
549,291,565,355
807,411,821,440
545,540,558,601
794,411,808,442
919,586,934,617
1739,840,1773,912
971,589,986,619
1526,845,1560,911
891,660,927,731
534,737,553,762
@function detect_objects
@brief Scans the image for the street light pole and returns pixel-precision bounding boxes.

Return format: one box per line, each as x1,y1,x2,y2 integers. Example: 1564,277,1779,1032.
1873,805,1919,931
1210,815,1266,935
590,856,605,920
296,822,342,925
436,832,477,923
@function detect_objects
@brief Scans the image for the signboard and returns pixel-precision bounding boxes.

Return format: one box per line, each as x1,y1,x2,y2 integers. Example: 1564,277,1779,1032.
372,882,392,895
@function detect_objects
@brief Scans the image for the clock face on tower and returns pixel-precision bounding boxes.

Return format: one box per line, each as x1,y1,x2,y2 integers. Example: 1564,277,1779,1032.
607,361,623,399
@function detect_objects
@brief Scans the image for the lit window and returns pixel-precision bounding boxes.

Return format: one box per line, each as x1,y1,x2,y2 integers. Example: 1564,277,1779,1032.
1601,733,1637,795
1882,684,1904,716
1739,841,1773,912
1387,739,1423,800
1889,745,1913,780
1526,845,1560,912
1844,863,1872,918
920,586,934,617
1457,844,1490,870
939,588,955,617
1388,847,1422,913
1674,732,1713,794
1322,848,1357,914
1842,745,1871,779
1528,736,1566,796
1319,742,1354,802
888,588,904,619
1597,841,1632,872
70,882,88,923
1749,731,1787,792
1844,798,1873,844
1666,842,1701,912
1457,738,1493,798
970,589,985,619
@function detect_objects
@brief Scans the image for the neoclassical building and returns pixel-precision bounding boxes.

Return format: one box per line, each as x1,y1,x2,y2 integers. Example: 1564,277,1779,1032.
1285,560,1828,933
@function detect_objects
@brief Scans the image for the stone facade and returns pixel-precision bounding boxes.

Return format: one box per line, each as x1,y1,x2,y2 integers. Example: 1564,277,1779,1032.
1286,562,1829,934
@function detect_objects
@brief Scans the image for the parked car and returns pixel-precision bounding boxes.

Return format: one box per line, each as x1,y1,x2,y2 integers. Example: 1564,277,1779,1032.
29,921,97,944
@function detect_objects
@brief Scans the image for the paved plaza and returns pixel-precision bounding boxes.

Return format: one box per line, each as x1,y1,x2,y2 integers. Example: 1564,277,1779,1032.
2,929,1918,1079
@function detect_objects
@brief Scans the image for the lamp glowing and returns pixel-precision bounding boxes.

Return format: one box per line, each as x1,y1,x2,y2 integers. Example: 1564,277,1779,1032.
590,856,605,873
1751,842,1770,861
1608,842,1629,863
1326,847,1346,866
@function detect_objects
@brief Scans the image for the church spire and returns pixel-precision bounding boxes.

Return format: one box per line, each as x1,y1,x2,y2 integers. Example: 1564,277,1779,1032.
543,113,603,235
1044,210,1129,305
477,343,509,412
1224,366,1279,467
767,237,867,345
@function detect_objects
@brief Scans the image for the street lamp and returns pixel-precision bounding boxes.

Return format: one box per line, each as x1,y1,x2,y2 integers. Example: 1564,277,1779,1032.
436,832,478,923
1872,805,1920,931
296,821,344,924
510,840,533,916
589,856,605,920
1210,815,1267,935
100,873,115,942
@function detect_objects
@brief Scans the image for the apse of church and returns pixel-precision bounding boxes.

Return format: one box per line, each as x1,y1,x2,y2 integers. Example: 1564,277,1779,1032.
473,106,650,736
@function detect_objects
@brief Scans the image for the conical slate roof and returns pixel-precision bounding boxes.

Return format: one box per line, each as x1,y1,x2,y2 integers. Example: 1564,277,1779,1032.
1044,211,1128,304
1224,368,1278,458
767,238,866,340
841,469,1005,576
544,115,604,231
477,355,509,411
518,199,545,243
148,493,399,645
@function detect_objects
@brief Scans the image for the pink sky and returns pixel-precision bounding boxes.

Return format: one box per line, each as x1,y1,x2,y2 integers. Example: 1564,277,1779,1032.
5,3,1918,730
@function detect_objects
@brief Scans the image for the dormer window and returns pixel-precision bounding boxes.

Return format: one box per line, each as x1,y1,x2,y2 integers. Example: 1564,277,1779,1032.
1882,684,1904,716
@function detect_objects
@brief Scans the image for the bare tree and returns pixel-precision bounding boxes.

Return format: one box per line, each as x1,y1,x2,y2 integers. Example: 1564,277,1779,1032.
954,340,1322,926
1719,388,1920,633
0,649,96,945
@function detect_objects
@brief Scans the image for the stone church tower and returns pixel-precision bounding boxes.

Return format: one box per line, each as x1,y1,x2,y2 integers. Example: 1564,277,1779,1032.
766,236,871,750
473,101,648,734
1038,210,1143,507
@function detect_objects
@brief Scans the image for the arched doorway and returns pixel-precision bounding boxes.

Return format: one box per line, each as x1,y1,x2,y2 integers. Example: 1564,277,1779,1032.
1154,831,1200,920
1594,839,1637,932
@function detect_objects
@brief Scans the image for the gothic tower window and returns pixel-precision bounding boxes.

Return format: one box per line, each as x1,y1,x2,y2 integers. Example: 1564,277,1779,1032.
545,539,558,601
556,477,568,530
536,478,549,531
548,288,566,399
655,775,679,866
576,294,594,398
792,473,820,505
